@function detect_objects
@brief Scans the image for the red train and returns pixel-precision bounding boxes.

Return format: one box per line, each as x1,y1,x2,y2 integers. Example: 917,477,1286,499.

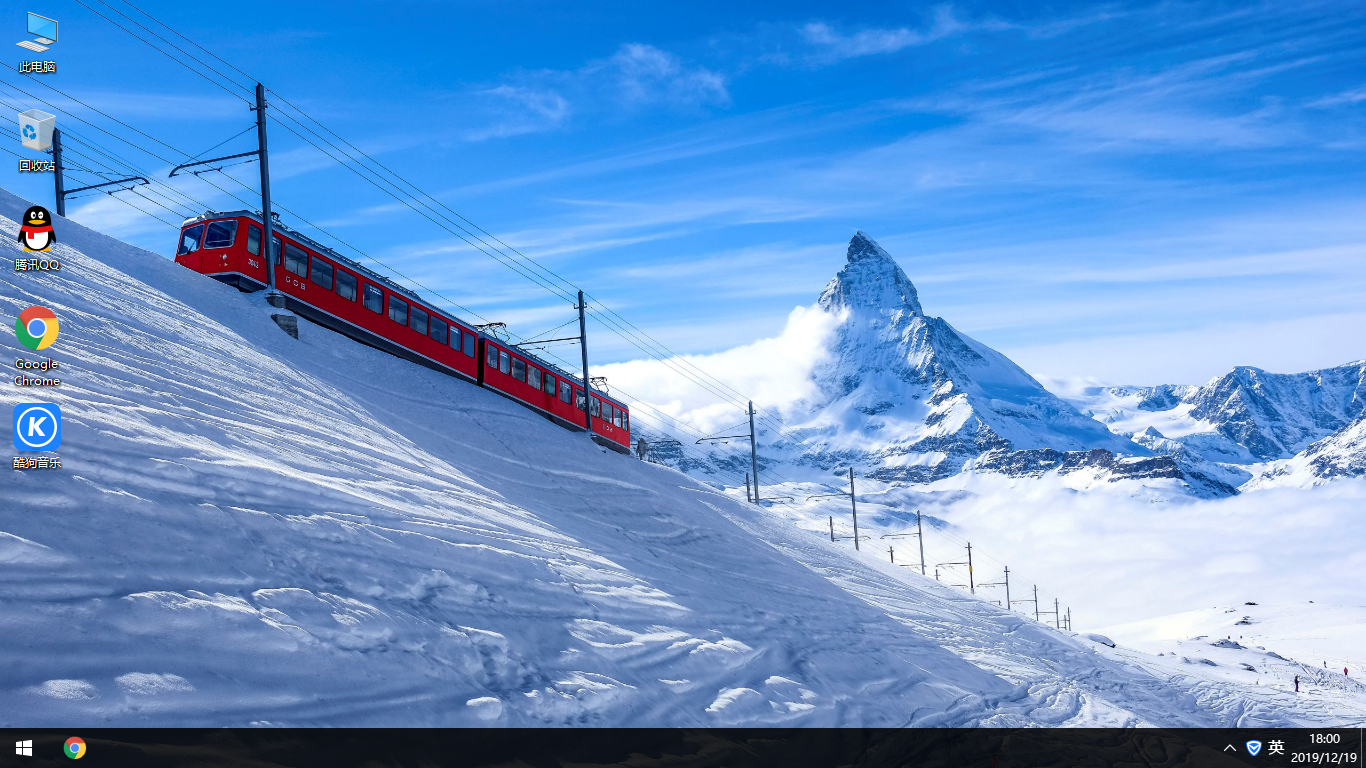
173,210,632,454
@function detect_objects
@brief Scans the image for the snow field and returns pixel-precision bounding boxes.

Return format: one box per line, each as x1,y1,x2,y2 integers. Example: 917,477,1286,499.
1,190,1363,727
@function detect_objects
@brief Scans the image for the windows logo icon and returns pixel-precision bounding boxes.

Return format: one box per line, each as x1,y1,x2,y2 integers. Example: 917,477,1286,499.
16,740,33,756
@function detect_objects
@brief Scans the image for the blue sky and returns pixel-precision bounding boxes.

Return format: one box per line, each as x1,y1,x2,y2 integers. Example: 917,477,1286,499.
5,0,1366,386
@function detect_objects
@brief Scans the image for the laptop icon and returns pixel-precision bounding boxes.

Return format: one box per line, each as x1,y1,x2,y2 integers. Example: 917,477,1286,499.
17,12,56,52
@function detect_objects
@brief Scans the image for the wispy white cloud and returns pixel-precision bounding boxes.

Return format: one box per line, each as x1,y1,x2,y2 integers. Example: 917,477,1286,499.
1308,85,1366,108
458,43,729,141
466,86,572,140
598,44,730,108
799,6,988,62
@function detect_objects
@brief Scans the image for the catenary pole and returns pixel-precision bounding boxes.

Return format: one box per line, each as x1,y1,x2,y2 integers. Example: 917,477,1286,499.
849,467,859,551
1054,598,1061,629
966,542,974,594
255,83,278,301
1034,585,1040,622
748,401,760,503
51,128,65,217
1004,566,1011,611
917,511,926,576
578,289,593,437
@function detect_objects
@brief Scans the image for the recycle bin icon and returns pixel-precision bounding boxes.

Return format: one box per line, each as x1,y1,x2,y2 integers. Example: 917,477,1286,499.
19,109,55,151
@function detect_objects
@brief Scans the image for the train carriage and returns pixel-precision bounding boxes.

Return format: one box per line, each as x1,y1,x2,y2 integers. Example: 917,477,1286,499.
174,210,631,454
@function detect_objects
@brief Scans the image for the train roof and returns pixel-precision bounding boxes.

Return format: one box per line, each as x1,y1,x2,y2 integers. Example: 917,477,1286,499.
182,210,627,410
183,210,424,308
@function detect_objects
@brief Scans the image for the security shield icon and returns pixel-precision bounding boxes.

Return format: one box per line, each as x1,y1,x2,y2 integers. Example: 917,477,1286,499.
1246,741,1262,756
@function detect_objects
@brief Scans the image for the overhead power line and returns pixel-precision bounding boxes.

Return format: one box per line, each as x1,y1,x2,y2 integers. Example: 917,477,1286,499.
52,0,1076,621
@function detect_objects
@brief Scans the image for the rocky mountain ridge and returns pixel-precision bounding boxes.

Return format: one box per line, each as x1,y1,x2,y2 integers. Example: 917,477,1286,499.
1076,361,1366,487
762,232,1228,494
646,231,1361,497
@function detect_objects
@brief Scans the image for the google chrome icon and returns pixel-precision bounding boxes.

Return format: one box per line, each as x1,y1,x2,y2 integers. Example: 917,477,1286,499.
16,306,59,351
64,737,86,759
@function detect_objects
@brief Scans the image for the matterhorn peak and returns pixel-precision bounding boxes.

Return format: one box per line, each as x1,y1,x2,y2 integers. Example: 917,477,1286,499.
847,230,892,263
818,231,923,315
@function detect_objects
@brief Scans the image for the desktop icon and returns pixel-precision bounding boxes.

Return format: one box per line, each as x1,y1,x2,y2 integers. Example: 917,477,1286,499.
12,403,61,451
16,740,33,757
63,737,85,760
18,109,55,151
1246,740,1262,757
15,305,59,350
17,206,56,251
17,12,56,52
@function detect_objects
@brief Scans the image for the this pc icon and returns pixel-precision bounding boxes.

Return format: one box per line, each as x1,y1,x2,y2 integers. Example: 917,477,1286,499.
17,12,57,53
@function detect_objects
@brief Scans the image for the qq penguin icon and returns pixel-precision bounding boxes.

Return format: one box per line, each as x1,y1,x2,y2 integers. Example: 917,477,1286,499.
18,205,56,251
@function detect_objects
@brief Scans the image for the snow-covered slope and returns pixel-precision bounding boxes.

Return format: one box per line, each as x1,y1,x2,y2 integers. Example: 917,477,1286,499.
774,233,1155,486
3,190,1359,726
1096,602,1366,695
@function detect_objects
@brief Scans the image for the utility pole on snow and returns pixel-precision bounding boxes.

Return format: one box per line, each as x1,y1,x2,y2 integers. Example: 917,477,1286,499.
697,401,760,504
577,290,593,438
917,512,926,576
168,83,287,331
978,565,1010,610
935,543,974,594
807,468,860,550
748,401,760,503
50,127,149,218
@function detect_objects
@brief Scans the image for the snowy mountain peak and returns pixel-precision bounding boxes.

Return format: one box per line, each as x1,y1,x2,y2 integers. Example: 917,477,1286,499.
788,231,1150,486
818,231,923,315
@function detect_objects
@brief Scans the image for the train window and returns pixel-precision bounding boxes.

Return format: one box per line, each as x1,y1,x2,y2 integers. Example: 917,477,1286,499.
411,307,429,336
560,380,572,403
499,350,511,375
621,412,628,431
511,357,526,382
544,373,557,395
575,389,587,411
429,317,448,344
203,220,238,249
527,366,541,390
363,284,383,313
271,235,282,265
486,344,499,369
389,296,408,325
463,331,476,357
614,408,623,428
310,256,333,290
590,398,601,418
246,224,261,256
177,224,204,255
336,271,357,301
284,243,309,277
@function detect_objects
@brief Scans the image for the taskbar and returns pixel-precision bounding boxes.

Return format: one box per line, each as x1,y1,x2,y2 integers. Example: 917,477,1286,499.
0,727,1360,767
